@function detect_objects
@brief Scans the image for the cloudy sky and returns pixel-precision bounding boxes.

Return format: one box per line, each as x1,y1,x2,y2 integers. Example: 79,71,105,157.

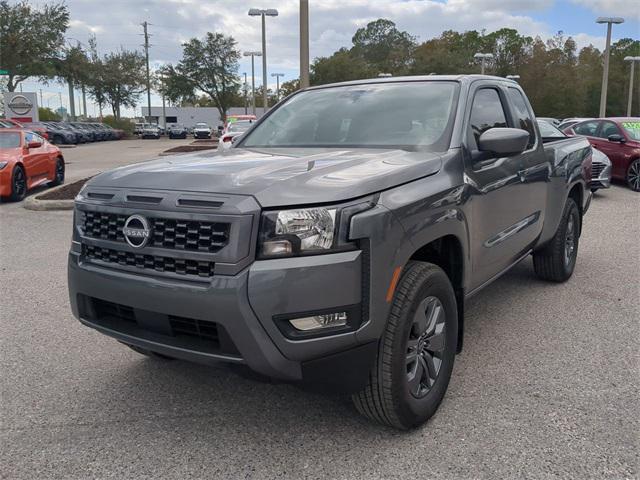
20,0,640,117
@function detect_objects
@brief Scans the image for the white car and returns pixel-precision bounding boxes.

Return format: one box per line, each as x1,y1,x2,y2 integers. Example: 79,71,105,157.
141,124,160,139
217,120,255,151
193,123,212,139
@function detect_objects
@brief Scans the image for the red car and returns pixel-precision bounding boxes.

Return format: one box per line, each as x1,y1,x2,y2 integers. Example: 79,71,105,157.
0,118,49,140
0,129,65,201
564,117,640,191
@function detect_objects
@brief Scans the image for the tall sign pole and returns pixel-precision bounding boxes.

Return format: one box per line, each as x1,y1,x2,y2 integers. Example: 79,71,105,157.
300,0,310,88
142,21,152,122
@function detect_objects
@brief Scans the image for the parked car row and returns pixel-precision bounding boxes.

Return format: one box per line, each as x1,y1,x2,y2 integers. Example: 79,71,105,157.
562,117,640,192
0,119,125,145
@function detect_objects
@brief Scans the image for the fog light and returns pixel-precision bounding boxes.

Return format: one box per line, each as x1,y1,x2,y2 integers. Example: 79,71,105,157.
289,312,348,331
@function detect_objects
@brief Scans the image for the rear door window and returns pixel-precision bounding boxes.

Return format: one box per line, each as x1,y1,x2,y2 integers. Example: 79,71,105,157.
469,88,508,145
573,121,599,137
598,121,621,139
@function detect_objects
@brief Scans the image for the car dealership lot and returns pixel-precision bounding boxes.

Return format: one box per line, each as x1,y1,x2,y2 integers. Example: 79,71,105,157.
0,143,638,478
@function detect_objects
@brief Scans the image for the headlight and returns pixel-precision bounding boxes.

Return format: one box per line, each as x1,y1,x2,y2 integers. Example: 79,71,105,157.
258,199,375,259
0,161,8,170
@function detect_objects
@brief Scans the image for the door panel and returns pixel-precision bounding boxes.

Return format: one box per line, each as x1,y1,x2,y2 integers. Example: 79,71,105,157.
23,133,50,186
596,121,626,178
464,86,537,290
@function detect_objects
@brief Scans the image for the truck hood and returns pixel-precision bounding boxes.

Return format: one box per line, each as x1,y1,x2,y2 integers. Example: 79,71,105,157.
88,147,443,207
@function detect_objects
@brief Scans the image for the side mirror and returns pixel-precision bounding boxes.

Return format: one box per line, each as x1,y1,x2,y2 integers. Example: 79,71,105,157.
607,134,625,143
478,128,530,157
231,134,243,145
27,140,43,149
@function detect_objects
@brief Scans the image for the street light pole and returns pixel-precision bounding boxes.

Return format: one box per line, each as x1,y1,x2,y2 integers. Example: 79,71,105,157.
596,17,625,118
474,53,494,75
271,73,284,101
243,72,248,114
624,56,640,117
244,51,262,116
249,8,278,112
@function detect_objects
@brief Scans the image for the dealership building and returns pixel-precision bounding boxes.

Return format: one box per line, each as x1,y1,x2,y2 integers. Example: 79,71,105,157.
140,106,266,128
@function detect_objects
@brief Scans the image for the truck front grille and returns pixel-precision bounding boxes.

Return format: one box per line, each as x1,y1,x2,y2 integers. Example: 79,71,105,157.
82,211,230,253
83,244,215,278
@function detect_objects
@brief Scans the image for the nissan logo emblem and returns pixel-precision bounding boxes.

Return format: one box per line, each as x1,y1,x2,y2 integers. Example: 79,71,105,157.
7,94,33,116
122,214,151,248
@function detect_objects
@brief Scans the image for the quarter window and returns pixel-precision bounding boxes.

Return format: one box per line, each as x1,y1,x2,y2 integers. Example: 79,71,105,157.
507,88,535,149
469,89,508,144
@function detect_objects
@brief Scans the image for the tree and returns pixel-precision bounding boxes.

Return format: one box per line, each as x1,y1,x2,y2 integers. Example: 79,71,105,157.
0,1,69,91
100,49,146,118
38,107,61,121
84,35,108,116
176,32,241,120
154,64,197,106
351,19,416,74
280,79,300,97
311,48,372,85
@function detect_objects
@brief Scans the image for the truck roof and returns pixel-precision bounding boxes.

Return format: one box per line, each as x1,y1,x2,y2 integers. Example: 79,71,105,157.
305,74,518,91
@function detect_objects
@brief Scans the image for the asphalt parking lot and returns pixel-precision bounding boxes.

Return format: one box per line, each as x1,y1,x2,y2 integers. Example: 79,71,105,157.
0,143,638,479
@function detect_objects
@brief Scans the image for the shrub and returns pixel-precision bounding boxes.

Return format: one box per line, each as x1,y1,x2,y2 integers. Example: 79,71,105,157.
102,116,134,136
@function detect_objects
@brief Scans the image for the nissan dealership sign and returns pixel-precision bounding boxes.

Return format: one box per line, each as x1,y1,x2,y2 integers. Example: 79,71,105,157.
3,91,39,122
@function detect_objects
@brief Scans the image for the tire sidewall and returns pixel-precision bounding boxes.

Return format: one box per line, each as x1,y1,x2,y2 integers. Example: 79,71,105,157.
390,266,458,427
10,165,26,201
560,199,580,277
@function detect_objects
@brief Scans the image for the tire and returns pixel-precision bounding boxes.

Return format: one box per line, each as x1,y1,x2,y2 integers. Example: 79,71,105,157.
122,343,175,360
533,197,580,282
626,159,640,192
6,165,27,202
51,158,65,186
352,261,458,430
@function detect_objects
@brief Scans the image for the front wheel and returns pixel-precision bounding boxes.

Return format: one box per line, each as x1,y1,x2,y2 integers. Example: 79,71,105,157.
352,261,458,430
627,159,640,192
533,197,580,282
6,165,27,202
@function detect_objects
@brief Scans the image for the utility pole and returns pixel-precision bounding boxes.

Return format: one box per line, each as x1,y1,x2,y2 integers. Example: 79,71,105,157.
142,21,152,123
82,85,87,118
300,0,310,88
248,9,278,112
68,81,76,120
39,89,43,107
244,51,261,116
623,56,640,117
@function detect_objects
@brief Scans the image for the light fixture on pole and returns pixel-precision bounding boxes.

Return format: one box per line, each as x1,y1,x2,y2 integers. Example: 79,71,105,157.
623,56,640,117
474,53,494,75
248,8,278,112
243,51,262,116
271,73,284,102
506,75,521,81
596,16,624,118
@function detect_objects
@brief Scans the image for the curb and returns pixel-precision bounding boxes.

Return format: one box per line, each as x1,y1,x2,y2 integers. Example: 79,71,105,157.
58,144,78,149
23,184,76,211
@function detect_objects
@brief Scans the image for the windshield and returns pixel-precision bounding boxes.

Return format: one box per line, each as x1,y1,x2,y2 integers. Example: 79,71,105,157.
621,121,640,141
0,132,21,148
537,120,566,139
242,81,459,151
228,121,253,133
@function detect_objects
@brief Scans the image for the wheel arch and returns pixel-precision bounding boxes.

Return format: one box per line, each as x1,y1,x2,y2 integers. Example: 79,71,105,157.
408,234,465,352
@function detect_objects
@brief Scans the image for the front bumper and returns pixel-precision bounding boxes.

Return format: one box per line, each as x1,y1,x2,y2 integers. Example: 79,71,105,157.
590,162,612,190
68,248,372,390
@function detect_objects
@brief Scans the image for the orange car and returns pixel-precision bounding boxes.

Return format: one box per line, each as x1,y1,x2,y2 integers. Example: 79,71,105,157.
0,129,65,201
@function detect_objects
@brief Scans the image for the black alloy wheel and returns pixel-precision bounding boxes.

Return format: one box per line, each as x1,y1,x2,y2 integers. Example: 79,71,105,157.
627,159,640,192
406,296,447,398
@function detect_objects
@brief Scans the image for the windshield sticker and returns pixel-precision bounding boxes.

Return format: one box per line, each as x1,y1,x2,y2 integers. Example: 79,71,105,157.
622,122,640,130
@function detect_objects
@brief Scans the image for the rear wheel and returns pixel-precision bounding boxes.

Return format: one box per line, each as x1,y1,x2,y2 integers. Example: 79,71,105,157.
51,158,65,186
626,159,640,192
533,197,580,282
6,165,27,202
352,261,457,429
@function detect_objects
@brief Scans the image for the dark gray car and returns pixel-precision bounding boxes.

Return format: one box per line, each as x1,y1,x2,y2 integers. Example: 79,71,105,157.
68,75,592,429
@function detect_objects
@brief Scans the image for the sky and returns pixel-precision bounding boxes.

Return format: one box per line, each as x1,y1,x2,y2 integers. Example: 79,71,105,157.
18,0,640,118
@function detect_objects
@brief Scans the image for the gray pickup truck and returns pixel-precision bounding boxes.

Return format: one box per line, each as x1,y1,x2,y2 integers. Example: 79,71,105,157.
68,75,592,429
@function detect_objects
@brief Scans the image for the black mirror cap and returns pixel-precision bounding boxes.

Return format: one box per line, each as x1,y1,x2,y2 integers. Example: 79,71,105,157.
608,134,625,143
478,128,530,156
